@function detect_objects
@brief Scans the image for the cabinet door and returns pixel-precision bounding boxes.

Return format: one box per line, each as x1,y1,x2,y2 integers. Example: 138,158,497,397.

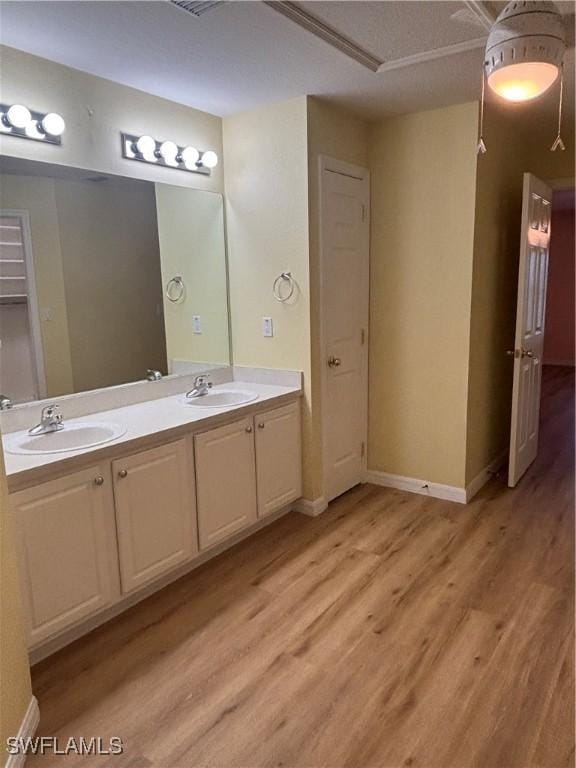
255,401,302,518
195,417,257,550
113,439,197,594
12,466,120,647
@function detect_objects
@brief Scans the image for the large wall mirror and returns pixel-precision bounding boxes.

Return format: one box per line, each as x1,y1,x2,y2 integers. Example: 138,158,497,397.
0,157,231,404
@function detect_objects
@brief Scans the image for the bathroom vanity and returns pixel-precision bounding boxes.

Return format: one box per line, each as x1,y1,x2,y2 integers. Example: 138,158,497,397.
2,372,302,661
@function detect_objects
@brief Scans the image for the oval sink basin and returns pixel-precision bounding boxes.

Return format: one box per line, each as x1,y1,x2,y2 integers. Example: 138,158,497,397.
184,389,258,408
4,421,127,455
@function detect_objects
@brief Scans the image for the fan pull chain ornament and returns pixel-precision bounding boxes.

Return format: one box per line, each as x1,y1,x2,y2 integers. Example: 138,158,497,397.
478,0,566,156
550,64,565,152
477,70,487,155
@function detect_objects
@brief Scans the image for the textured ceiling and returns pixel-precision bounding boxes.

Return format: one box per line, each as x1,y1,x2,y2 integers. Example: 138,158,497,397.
0,0,573,120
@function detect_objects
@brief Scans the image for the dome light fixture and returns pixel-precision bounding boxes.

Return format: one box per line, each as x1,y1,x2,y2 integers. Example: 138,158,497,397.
478,1,567,154
41,112,66,137
200,150,218,169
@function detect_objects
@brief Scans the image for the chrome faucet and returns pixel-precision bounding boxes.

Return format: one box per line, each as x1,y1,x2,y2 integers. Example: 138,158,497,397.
0,394,12,411
29,404,64,435
146,369,163,381
186,375,213,398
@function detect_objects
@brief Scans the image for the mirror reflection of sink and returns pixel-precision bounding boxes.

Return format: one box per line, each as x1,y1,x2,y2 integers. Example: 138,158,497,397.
4,422,127,455
184,389,258,408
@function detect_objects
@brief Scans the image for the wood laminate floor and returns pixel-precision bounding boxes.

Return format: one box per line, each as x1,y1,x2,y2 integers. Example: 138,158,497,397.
29,366,574,768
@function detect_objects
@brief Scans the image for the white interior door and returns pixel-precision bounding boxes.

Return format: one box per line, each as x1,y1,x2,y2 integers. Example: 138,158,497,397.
320,157,369,502
508,173,552,487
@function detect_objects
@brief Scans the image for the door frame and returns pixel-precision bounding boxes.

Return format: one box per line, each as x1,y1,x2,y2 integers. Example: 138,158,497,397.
318,155,370,501
1,208,47,399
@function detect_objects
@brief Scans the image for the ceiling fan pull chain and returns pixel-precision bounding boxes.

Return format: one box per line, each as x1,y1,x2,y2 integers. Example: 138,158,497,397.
477,70,487,155
550,64,565,153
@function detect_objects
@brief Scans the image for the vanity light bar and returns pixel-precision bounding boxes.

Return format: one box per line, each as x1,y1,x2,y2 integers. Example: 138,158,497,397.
121,133,218,176
0,104,65,145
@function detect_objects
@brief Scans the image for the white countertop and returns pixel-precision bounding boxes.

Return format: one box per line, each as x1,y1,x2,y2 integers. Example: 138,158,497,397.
3,380,301,489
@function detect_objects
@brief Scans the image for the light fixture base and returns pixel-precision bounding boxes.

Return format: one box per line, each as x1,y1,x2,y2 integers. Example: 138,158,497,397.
121,133,211,175
0,104,62,145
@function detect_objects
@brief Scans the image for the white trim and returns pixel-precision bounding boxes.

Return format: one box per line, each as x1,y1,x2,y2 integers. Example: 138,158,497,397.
293,496,328,517
318,156,370,503
377,37,486,74
1,210,47,400
365,470,467,504
5,696,40,768
465,451,507,502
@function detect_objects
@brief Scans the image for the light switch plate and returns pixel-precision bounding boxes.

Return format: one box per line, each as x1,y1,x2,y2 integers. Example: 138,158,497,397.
192,315,202,334
262,317,274,337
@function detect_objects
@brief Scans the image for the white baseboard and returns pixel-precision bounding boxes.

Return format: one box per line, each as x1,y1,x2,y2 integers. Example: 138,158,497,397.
365,470,467,504
465,450,507,502
5,696,40,768
293,496,328,517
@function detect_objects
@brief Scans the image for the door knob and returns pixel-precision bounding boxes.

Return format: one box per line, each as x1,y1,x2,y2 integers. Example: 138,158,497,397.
94,476,104,486
521,349,534,358
118,469,128,478
328,356,341,368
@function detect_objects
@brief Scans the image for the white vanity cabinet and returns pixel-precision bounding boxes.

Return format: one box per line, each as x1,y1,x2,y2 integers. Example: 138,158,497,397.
112,439,197,594
11,465,120,646
195,417,258,550
255,402,302,518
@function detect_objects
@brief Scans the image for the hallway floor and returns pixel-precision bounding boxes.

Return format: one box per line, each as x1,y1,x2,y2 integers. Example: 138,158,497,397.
30,366,574,768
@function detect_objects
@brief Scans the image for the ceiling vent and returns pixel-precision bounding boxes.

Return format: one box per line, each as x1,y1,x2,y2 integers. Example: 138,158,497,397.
170,1,226,17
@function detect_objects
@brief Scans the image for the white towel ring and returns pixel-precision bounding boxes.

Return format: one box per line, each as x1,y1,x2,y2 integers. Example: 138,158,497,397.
166,275,185,303
273,271,295,303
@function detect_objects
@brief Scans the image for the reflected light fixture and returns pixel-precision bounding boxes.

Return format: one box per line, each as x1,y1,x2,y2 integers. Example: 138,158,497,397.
0,103,65,144
121,133,218,175
477,1,567,154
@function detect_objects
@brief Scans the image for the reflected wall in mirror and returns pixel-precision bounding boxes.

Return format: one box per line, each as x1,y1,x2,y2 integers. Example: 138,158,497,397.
0,157,230,405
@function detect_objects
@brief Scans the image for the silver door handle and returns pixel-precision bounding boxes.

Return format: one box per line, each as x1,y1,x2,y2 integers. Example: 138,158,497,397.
328,356,341,368
507,349,534,359
521,349,534,358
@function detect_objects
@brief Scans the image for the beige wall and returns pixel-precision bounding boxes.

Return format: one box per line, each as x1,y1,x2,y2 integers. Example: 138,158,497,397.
368,103,479,488
465,97,575,485
155,185,229,369
0,46,223,195
0,175,74,397
223,97,313,493
306,97,370,499
0,441,33,764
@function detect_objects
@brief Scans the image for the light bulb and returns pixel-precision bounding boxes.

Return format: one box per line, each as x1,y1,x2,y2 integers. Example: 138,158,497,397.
6,104,32,129
41,112,66,136
200,150,218,169
135,135,157,159
159,140,179,164
181,146,200,169
487,62,559,102
25,121,44,139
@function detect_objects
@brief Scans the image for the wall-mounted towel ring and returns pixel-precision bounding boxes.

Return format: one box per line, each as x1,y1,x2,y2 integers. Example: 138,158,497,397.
166,275,185,303
273,271,295,303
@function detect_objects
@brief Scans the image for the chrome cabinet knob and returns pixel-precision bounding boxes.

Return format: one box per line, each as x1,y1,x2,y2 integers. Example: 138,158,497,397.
94,476,104,486
506,350,516,357
522,349,534,358
118,469,128,478
245,425,253,433
258,423,265,429
328,356,341,368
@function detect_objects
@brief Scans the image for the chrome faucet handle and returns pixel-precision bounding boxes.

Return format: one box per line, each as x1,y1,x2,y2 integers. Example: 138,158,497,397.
41,404,62,424
193,374,211,387
0,394,12,411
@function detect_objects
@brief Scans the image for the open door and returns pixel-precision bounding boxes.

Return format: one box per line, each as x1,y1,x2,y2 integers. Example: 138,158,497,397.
508,173,552,487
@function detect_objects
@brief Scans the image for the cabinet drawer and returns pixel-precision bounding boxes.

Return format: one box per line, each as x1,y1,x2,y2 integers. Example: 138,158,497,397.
195,417,257,550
